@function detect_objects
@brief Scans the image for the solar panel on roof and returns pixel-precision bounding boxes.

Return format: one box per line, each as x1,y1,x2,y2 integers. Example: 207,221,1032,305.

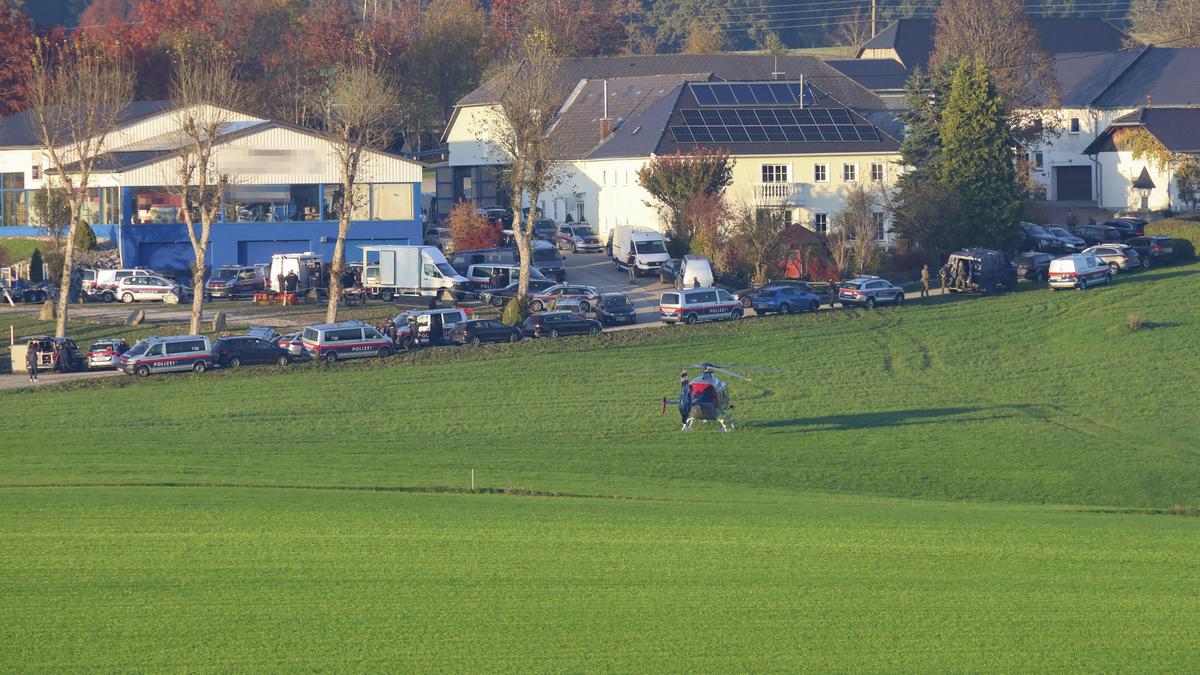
671,103,879,146
693,86,717,106
829,108,854,124
711,84,736,105
690,82,815,107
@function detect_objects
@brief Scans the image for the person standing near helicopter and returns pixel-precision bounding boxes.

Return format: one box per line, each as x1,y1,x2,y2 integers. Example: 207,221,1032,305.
677,371,692,429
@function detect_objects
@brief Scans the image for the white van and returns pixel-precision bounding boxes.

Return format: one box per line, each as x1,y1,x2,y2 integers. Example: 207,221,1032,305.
301,321,393,363
611,226,670,276
118,335,213,376
1048,254,1112,290
392,308,471,348
88,268,156,301
676,255,715,289
659,287,743,325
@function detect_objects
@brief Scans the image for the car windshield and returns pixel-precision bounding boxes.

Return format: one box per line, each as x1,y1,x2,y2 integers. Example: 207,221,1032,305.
572,226,595,236
635,240,666,255
435,263,457,276
532,249,559,262
124,341,149,357
89,342,112,351
213,269,238,280
1027,225,1050,236
1049,227,1071,237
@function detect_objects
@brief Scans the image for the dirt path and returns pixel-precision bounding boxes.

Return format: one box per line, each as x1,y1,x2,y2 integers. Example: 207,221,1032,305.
0,369,121,391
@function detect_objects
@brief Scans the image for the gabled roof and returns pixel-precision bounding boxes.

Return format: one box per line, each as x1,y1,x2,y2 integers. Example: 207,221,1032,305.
1090,47,1200,108
457,53,887,112
549,74,702,160
1083,107,1200,154
1049,51,1143,107
856,17,1134,70
1132,167,1156,190
823,59,910,92
584,84,686,160
0,101,176,148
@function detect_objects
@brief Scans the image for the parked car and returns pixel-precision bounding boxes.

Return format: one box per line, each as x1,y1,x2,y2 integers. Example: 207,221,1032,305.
19,336,86,372
674,255,715,289
1125,236,1175,266
87,338,130,370
205,265,266,299
213,335,292,368
245,326,283,344
531,218,559,241
1045,226,1086,252
88,268,156,302
393,308,472,348
118,335,213,376
278,332,305,357
463,263,547,292
528,284,602,312
1019,222,1061,252
479,278,558,307
1014,252,1053,282
1104,218,1146,239
595,293,637,326
941,249,1018,294
527,240,566,282
659,258,681,285
1083,244,1144,272
301,321,393,363
659,287,743,325
554,223,603,253
449,247,518,275
451,319,523,346
480,207,513,229
1049,254,1112,290
836,276,906,308
116,275,185,303
1075,224,1124,246
733,280,818,308
522,311,603,338
752,285,822,315
424,226,453,251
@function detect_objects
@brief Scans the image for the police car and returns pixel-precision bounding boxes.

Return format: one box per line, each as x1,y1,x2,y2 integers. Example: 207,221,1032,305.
528,284,602,313
659,287,743,325
118,335,213,377
392,308,470,349
301,321,394,364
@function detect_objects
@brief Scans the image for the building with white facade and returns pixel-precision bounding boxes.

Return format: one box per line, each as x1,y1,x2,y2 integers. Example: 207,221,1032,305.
441,54,903,245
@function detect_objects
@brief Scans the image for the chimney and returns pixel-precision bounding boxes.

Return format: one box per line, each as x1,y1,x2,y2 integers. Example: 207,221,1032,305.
1146,95,1152,109
599,79,612,141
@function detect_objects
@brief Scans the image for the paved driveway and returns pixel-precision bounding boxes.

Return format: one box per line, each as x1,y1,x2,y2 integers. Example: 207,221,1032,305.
564,252,675,328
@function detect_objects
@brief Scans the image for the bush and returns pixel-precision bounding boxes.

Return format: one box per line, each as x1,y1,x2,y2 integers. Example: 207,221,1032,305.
1146,219,1200,260
75,222,97,252
501,297,529,326
1126,312,1147,331
29,248,44,282
448,201,501,252
0,244,9,266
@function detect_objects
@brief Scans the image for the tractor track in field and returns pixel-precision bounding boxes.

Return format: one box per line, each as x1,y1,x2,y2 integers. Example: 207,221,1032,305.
0,481,656,501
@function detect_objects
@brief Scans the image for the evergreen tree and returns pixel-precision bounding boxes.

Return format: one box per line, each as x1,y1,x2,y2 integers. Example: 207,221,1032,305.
75,221,97,252
938,60,1022,251
29,248,44,282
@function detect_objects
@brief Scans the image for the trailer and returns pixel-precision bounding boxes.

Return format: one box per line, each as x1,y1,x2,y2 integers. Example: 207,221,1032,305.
361,245,468,302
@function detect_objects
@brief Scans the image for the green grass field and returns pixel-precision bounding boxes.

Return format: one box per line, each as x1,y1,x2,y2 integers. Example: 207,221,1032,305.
0,237,46,263
3,262,1200,670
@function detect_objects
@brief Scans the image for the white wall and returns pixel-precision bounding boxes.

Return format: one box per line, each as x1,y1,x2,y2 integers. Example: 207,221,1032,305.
1027,107,1135,202
1096,150,1177,211
446,105,505,167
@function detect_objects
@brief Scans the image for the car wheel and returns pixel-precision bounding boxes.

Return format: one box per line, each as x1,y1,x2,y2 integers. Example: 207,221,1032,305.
121,293,134,303
895,293,904,305
685,313,699,325
276,355,290,366
550,329,560,338
324,352,338,364
102,292,114,303
530,300,545,312
741,296,752,308
571,244,578,254
134,365,150,378
1141,257,1151,269
1108,263,1120,274
228,356,241,369
508,332,520,343
589,325,599,335
193,362,207,374
730,309,743,320
579,300,591,313
471,336,482,347
779,303,791,315
400,336,413,350
809,301,820,313
491,297,505,307
1104,272,1113,286
378,346,392,359
381,291,395,302
865,296,876,309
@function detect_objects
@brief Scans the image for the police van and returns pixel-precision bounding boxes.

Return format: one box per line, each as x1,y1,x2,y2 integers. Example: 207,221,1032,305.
392,308,471,348
659,287,743,325
301,321,394,364
118,335,213,377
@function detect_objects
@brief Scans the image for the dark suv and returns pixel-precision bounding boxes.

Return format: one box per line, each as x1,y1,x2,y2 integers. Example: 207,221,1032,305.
451,319,523,346
1075,225,1124,246
942,249,1018,294
1014,252,1053,282
1019,222,1061,252
595,293,637,325
214,336,292,368
522,311,602,338
1104,218,1146,240
1125,236,1175,266
836,277,906,308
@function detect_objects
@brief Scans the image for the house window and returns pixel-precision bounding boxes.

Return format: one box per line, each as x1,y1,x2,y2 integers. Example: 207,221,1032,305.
814,164,828,183
1069,117,1080,134
843,163,858,182
870,162,885,182
1033,152,1044,170
872,212,887,241
602,170,607,186
761,164,789,183
812,212,828,233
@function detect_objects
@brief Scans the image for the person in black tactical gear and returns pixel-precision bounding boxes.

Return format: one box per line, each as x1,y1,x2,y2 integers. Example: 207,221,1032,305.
26,342,39,382
678,371,692,429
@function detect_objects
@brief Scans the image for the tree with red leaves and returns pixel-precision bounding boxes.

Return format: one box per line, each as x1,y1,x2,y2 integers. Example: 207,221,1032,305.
0,1,36,115
448,201,501,252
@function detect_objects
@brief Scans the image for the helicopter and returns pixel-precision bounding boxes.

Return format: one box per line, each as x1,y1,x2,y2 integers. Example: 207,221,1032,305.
661,362,777,432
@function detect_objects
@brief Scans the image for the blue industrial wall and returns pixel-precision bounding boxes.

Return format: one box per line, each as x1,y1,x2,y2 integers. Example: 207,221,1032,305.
117,184,422,278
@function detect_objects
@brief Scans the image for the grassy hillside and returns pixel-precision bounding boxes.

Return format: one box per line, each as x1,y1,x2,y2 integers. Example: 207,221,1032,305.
2,262,1199,669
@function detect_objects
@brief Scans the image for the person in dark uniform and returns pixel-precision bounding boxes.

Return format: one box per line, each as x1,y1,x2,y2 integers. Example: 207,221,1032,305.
406,315,420,349
626,251,636,284
489,268,504,290
275,273,286,294
285,271,299,293
429,312,445,346
26,342,39,382
677,371,692,430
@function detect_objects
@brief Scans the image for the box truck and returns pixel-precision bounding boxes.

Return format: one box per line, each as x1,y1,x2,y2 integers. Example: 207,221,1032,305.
611,226,670,276
361,245,468,301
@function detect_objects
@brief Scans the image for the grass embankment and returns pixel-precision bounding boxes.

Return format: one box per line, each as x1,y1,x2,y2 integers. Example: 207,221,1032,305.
0,237,45,262
2,262,1199,669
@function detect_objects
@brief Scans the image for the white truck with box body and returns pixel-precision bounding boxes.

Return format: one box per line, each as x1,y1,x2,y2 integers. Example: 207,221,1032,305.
361,245,468,301
268,252,324,293
611,226,670,276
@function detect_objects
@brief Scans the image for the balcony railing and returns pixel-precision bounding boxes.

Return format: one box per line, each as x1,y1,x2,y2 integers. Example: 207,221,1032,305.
752,182,805,205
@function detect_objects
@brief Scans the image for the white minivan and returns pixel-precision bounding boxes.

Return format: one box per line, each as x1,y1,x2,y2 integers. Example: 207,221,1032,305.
659,287,743,325
1048,254,1112,290
676,255,715,289
611,226,670,276
118,335,213,376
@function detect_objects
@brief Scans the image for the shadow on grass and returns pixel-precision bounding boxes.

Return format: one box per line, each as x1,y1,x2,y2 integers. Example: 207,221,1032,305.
1113,268,1199,286
755,406,989,431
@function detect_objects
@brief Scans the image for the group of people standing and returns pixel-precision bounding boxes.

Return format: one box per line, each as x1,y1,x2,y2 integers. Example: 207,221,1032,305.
23,340,71,382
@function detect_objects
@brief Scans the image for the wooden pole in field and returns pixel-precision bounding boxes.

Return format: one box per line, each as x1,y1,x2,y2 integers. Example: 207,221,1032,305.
471,469,475,493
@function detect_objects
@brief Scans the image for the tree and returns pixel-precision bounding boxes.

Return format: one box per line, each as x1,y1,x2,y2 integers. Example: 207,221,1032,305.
0,1,35,116
824,227,852,280
410,0,489,130
75,222,97,252
1129,0,1200,47
929,0,1059,124
682,22,725,54
26,36,134,338
320,61,400,323
636,148,733,255
643,0,763,52
680,192,732,270
29,249,44,282
831,184,881,275
168,46,239,334
448,201,501,251
937,59,1022,251
30,186,72,249
482,34,565,302
730,205,788,284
